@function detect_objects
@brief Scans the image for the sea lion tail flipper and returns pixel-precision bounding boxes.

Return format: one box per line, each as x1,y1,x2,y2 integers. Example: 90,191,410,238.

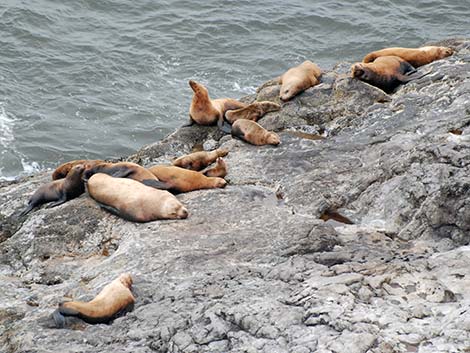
218,117,232,134
58,305,80,316
19,203,34,217
52,309,66,328
47,199,67,208
401,67,433,83
181,117,195,128
141,179,172,190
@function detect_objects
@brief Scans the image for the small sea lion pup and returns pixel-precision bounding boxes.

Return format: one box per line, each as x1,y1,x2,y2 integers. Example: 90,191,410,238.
231,119,280,146
201,157,227,178
148,165,226,193
351,56,431,93
20,164,85,216
188,80,247,125
258,60,322,101
83,161,168,189
172,148,229,171
87,173,188,222
52,273,135,328
52,159,103,180
362,46,453,67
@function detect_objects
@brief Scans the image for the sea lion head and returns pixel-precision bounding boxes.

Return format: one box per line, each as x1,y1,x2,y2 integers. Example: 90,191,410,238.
188,80,207,95
70,164,85,175
439,46,454,58
119,273,133,288
280,82,297,102
267,132,281,146
351,63,370,80
162,198,189,219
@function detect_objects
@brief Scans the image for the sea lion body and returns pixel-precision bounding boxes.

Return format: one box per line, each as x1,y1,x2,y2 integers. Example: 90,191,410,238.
53,273,135,327
20,165,85,216
83,161,166,189
351,56,428,93
202,157,227,178
279,60,322,101
148,165,226,193
189,80,246,125
231,119,280,146
172,148,229,171
362,46,453,67
87,173,188,222
52,159,103,180
225,101,281,124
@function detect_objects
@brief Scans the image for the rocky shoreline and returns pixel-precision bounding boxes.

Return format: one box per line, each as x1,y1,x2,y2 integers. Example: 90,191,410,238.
1,38,470,353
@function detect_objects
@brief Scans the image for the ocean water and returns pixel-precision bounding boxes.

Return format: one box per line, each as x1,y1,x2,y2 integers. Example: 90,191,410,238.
0,0,468,179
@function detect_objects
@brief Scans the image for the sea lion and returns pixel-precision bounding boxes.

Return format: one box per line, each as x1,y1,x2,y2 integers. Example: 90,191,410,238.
231,119,280,146
148,165,226,193
52,273,135,327
188,80,247,125
172,148,229,171
83,161,168,189
351,56,431,93
225,101,281,124
52,159,103,180
201,157,227,178
262,60,322,101
87,173,188,222
362,46,453,67
20,164,85,216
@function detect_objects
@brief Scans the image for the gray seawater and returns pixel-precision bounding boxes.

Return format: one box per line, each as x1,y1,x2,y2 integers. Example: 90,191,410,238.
1,0,469,179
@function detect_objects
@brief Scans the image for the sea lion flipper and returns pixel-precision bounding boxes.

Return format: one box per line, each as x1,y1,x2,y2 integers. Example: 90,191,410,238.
58,305,80,316
218,116,232,134
141,179,172,190
182,117,195,128
19,204,34,217
51,309,66,328
47,199,67,208
400,68,432,83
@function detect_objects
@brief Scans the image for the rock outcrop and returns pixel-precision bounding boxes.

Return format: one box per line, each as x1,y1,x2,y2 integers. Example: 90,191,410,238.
1,38,470,353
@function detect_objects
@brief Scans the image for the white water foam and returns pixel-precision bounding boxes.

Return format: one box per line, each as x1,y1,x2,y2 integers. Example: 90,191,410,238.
0,104,15,149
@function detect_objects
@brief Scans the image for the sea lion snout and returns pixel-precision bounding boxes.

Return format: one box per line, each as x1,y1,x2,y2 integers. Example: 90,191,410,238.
177,206,189,219
351,64,365,78
119,273,133,288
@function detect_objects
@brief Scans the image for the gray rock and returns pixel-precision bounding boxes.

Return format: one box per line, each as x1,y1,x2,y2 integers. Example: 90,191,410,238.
2,38,470,352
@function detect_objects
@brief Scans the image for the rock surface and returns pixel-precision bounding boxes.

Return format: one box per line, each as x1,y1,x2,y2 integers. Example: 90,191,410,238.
1,38,470,353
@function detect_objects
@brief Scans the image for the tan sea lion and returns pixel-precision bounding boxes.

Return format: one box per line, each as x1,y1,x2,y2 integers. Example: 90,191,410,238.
225,101,281,124
20,164,85,216
264,60,322,101
52,273,135,327
231,119,280,146
188,80,247,125
87,173,188,222
83,161,168,189
172,148,229,171
351,56,431,93
362,46,453,67
148,165,226,193
201,157,227,178
52,159,103,180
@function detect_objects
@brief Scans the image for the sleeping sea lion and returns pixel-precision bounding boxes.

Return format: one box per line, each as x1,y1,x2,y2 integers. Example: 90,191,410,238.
148,165,226,193
83,161,168,189
201,157,227,178
258,60,322,101
172,148,229,171
52,273,135,327
362,46,453,67
52,159,103,180
87,173,188,222
20,164,85,216
231,119,280,146
351,56,431,93
188,80,247,125
225,101,281,124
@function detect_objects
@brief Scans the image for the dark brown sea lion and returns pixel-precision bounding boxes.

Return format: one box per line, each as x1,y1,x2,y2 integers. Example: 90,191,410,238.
362,46,453,67
188,80,247,125
83,161,168,189
201,157,227,178
231,119,280,146
52,273,135,327
52,159,103,180
225,101,281,124
20,164,85,216
351,56,431,93
86,173,188,222
148,165,226,193
172,148,229,171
